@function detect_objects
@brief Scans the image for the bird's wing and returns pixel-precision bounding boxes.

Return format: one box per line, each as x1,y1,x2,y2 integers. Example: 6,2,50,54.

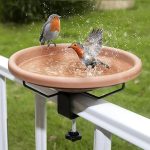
39,20,50,42
83,29,103,57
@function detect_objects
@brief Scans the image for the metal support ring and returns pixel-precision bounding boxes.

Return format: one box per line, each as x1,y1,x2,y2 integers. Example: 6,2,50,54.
84,83,125,99
23,81,59,98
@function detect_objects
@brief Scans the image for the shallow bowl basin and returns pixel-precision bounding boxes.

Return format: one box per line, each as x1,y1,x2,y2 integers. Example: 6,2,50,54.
8,44,142,92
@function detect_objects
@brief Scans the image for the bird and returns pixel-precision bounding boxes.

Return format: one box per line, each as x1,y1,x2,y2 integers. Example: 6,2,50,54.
39,14,61,46
68,29,109,69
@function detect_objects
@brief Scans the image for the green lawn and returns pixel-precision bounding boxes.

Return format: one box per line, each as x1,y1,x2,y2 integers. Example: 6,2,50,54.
0,0,150,149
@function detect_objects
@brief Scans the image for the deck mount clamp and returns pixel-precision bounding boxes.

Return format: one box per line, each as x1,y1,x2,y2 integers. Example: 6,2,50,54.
23,81,125,142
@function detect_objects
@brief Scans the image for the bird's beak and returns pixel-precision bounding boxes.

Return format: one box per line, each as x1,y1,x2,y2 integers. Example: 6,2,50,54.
58,15,61,18
68,46,72,48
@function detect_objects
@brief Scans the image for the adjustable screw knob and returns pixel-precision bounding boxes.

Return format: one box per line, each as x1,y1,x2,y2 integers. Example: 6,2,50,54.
65,119,82,142
65,131,82,142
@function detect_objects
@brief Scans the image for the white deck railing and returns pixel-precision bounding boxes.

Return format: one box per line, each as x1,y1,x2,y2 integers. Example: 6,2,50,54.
0,55,150,150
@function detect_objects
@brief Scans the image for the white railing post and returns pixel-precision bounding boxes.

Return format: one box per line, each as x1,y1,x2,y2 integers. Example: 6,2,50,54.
35,94,47,150
0,75,8,150
93,126,111,150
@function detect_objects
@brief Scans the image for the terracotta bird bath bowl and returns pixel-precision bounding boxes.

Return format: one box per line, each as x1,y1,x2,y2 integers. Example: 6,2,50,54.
8,44,142,92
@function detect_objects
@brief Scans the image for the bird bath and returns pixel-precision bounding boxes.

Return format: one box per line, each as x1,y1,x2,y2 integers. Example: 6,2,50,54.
8,43,142,142
8,43,142,92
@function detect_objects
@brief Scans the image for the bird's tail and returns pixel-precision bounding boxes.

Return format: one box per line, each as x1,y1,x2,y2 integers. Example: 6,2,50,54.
39,34,45,45
96,59,110,69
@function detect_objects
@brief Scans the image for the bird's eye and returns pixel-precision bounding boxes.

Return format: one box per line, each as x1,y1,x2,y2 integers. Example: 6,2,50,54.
74,44,77,46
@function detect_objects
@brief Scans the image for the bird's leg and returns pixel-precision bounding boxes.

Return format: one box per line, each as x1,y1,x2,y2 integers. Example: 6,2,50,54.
47,40,51,47
91,62,97,68
52,41,56,47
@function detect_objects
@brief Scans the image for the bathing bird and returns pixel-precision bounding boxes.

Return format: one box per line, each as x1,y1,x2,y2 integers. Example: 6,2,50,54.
68,29,109,68
39,14,61,46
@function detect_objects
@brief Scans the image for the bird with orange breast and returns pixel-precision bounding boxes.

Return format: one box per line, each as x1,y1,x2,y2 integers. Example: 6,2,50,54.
39,14,61,46
68,29,109,69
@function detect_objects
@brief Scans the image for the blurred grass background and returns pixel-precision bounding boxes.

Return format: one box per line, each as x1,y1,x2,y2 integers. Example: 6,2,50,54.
0,0,150,149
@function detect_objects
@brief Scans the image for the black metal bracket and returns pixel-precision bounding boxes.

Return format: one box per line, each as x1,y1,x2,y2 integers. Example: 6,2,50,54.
84,83,125,99
23,81,59,98
23,81,125,119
